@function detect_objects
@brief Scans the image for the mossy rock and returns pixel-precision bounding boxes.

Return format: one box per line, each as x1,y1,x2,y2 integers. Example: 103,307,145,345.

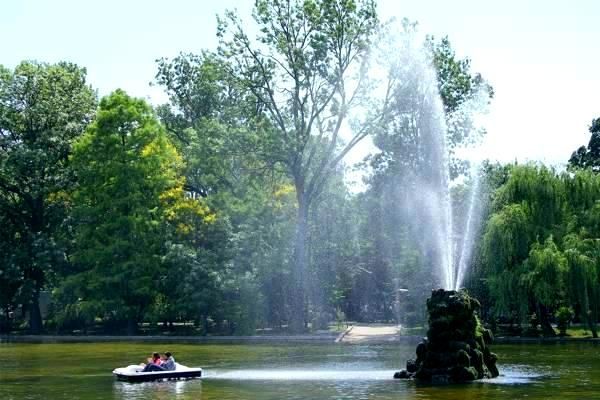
450,365,478,382
395,289,499,383
482,328,494,344
406,359,419,373
456,349,470,367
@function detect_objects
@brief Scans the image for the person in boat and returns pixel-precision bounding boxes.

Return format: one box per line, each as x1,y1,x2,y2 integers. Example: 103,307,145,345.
141,352,166,372
161,352,176,371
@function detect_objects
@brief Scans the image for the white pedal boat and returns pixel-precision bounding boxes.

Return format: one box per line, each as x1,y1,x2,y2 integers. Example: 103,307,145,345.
113,363,202,382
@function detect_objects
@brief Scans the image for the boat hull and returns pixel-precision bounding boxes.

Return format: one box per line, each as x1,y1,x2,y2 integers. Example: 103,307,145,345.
113,364,202,383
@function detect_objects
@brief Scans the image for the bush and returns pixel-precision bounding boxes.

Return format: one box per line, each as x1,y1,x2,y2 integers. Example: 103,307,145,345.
555,306,574,336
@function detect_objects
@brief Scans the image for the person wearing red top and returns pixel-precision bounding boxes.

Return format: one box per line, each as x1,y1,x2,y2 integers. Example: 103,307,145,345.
142,352,165,372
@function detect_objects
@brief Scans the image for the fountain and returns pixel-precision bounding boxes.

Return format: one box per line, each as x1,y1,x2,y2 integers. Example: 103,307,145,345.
381,26,484,293
381,26,495,383
394,289,499,383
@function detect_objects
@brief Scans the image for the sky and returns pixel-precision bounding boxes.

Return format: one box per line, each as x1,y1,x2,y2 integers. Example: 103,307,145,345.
2,0,599,167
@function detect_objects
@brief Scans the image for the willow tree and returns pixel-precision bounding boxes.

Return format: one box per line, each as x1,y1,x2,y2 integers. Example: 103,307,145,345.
482,203,531,319
483,165,600,334
561,169,600,337
217,0,386,331
492,165,565,239
520,237,566,336
563,235,600,337
482,165,566,326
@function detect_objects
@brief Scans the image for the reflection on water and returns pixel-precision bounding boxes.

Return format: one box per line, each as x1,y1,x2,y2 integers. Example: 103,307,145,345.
2,342,600,399
205,369,397,380
483,365,546,385
114,379,202,399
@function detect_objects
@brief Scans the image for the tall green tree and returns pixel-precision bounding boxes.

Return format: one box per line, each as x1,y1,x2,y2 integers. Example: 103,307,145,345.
69,90,206,334
218,0,384,331
155,51,294,333
0,61,96,333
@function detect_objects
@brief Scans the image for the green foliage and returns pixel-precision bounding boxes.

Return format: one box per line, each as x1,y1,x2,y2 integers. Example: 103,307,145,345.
521,237,566,308
0,61,96,332
555,306,574,336
428,36,494,115
563,234,600,337
482,164,600,336
155,47,297,333
569,118,600,172
8,9,580,338
217,0,383,331
483,204,531,275
68,90,208,333
493,166,565,236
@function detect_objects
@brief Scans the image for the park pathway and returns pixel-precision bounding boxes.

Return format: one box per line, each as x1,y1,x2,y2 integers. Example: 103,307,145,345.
337,324,401,343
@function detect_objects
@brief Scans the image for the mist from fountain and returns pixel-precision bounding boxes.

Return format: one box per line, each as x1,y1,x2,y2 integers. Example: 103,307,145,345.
455,163,482,290
402,40,458,292
384,27,485,291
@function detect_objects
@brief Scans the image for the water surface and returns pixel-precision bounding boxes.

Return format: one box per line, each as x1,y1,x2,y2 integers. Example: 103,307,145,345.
1,341,599,399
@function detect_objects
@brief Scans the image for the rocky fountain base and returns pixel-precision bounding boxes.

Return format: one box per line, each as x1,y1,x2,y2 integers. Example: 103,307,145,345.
394,289,499,383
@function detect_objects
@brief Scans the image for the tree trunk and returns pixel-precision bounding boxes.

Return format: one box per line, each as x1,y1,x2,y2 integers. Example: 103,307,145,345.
290,197,309,333
28,197,45,335
3,306,11,334
28,290,43,334
538,304,556,337
586,312,598,338
127,317,137,336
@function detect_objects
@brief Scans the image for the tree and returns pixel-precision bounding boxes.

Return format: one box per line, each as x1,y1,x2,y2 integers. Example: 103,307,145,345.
568,118,600,171
69,90,208,334
483,165,566,324
429,35,493,176
482,165,600,335
0,61,96,333
429,36,494,115
482,202,531,320
563,234,600,338
217,0,385,331
520,237,565,336
155,52,297,333
155,52,275,198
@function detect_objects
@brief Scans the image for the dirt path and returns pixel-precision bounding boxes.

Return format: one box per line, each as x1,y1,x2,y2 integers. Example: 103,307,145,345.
337,324,401,343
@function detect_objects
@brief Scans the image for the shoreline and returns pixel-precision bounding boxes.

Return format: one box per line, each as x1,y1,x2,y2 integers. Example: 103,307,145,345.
494,336,600,344
3,333,600,345
0,334,337,344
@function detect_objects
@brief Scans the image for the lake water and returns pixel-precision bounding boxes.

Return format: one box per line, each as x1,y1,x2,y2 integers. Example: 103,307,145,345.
1,341,600,399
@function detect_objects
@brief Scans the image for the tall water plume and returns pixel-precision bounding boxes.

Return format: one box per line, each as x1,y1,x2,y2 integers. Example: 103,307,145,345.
373,21,487,291
395,30,456,290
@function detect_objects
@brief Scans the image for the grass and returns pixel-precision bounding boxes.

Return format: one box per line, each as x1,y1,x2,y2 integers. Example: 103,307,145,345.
565,327,596,338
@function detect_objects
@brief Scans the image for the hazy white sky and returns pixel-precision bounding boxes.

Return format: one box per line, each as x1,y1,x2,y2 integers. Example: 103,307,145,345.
2,0,599,166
